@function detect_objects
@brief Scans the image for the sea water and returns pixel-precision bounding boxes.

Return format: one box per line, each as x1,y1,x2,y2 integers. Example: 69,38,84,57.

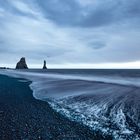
0,69,140,140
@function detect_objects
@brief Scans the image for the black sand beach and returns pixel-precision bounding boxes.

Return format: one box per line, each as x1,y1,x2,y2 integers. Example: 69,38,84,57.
0,74,112,140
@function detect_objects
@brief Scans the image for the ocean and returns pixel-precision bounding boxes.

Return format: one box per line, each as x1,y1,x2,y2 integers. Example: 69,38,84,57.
0,69,140,140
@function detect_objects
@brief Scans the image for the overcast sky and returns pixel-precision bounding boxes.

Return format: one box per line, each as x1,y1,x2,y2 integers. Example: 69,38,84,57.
0,0,140,68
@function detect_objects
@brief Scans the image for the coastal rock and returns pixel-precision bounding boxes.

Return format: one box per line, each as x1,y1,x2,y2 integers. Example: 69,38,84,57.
16,57,28,69
43,60,47,69
0,67,6,69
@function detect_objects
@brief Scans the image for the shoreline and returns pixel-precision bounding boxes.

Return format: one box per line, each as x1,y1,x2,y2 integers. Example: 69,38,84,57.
0,74,112,140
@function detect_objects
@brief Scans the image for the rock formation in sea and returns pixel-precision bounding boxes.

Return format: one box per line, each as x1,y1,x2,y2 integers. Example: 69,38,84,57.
43,60,47,69
16,57,28,69
0,67,6,69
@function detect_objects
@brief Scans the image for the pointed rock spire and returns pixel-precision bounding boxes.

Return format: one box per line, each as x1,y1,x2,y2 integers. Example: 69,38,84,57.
43,60,47,69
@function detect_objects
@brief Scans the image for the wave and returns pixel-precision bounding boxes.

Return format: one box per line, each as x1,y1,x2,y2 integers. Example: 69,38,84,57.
0,69,140,139
47,85,140,140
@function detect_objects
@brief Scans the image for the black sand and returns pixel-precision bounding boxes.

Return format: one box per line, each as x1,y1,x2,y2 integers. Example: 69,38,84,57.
0,75,112,140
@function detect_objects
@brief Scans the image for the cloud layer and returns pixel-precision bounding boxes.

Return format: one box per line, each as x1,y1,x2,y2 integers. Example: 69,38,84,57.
0,0,140,68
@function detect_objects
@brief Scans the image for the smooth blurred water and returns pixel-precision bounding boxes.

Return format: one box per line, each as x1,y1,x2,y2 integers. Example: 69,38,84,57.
19,68,140,78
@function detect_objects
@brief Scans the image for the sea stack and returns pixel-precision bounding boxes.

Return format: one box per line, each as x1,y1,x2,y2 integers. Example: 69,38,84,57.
16,57,28,69
43,60,47,69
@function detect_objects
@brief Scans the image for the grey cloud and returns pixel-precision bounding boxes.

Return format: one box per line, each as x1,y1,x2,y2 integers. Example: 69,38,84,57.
0,0,37,19
34,0,140,27
35,0,82,26
88,42,106,50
